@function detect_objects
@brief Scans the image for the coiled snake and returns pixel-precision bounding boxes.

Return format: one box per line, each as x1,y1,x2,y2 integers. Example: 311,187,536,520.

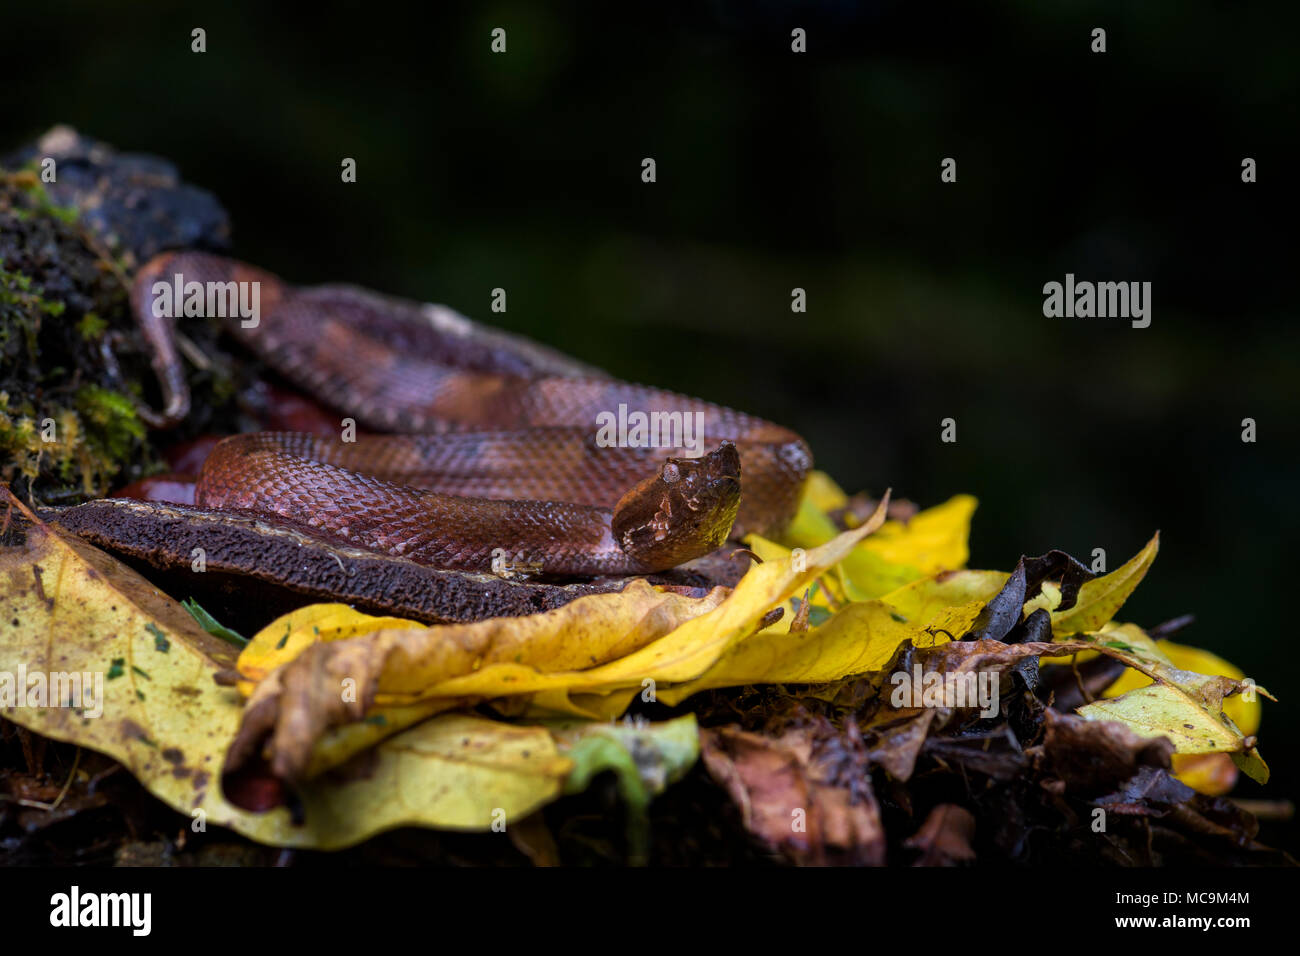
130,252,813,576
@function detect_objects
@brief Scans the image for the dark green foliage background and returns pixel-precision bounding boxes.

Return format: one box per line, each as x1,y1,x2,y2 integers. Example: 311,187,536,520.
7,1,1297,850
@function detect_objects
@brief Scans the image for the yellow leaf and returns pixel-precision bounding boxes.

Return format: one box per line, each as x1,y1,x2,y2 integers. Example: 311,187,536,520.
1050,534,1159,636
657,569,1006,705
246,580,727,704
782,482,977,601
1074,623,1269,782
1099,637,1262,795
879,569,1009,626
801,471,851,513
657,603,910,704
1080,684,1245,754
1103,639,1259,736
284,712,572,847
741,535,840,610
859,494,977,573
238,603,426,692
227,497,894,780
744,534,796,564
836,549,925,602
838,495,978,601
421,498,889,711
0,494,292,842
228,579,728,777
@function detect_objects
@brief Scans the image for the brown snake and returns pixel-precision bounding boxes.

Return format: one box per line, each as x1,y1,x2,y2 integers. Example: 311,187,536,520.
130,252,813,576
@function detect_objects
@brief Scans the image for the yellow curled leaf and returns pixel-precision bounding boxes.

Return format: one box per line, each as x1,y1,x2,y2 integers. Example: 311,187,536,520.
238,603,426,692
238,497,892,740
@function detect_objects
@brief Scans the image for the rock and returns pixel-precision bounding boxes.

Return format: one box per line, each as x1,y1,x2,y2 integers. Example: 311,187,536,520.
3,125,230,270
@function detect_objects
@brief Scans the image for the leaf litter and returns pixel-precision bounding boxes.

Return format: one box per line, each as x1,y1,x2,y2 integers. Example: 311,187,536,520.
0,472,1289,864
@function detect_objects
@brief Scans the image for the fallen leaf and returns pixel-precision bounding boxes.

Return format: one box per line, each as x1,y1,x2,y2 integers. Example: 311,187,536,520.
904,804,977,866
783,490,977,601
0,490,273,838
1047,534,1159,636
1099,637,1262,796
1103,639,1260,736
223,497,892,797
1072,625,1270,782
1079,685,1258,761
236,603,428,692
225,580,726,787
1034,709,1174,797
656,569,1000,706
856,494,977,577
700,721,885,865
550,714,700,864
0,492,583,848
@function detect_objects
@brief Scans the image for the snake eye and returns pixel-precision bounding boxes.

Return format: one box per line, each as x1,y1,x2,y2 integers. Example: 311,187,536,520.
661,461,681,483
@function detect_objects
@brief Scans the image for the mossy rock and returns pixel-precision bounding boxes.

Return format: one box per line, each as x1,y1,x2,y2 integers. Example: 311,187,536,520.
0,128,250,502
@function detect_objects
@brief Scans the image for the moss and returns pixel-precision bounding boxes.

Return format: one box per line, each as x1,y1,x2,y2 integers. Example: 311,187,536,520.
76,311,107,340
0,153,251,503
6,167,82,223
0,173,158,500
0,392,41,482
75,386,146,459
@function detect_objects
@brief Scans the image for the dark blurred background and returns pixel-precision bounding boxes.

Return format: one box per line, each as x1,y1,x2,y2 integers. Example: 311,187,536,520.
8,1,1297,847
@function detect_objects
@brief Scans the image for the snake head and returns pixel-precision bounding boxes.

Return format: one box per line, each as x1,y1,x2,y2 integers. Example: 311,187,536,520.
610,441,742,571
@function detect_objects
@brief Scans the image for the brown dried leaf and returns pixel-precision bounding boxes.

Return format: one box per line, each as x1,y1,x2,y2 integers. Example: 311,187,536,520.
700,723,885,866
1034,709,1174,797
904,804,977,866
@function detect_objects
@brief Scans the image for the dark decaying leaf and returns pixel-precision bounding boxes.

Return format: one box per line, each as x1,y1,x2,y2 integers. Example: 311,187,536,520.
864,710,936,782
1031,709,1174,797
1092,766,1293,865
964,550,1096,643
903,804,976,866
1005,606,1052,645
1040,653,1130,713
922,729,1029,783
700,718,885,866
694,625,1292,867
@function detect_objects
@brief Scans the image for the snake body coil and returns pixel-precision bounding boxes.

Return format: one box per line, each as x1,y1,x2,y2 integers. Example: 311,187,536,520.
131,252,812,575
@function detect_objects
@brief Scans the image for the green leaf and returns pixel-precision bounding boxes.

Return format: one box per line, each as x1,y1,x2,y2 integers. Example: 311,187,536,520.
182,597,248,647
551,715,700,864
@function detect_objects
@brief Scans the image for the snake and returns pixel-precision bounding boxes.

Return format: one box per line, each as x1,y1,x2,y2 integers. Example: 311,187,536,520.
129,252,813,576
